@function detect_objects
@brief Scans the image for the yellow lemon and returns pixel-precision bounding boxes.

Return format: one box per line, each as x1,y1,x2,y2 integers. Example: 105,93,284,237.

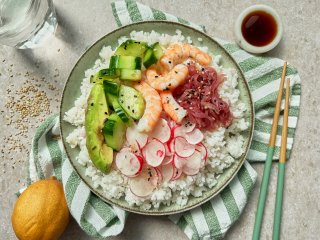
12,176,70,240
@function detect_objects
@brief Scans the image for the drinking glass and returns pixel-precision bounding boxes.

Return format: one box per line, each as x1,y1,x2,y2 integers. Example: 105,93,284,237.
0,0,57,49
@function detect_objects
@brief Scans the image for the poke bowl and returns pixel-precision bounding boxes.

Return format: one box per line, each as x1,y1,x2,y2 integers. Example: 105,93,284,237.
60,21,254,215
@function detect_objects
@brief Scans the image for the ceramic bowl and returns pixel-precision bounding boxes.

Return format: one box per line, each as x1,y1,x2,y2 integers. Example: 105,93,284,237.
60,21,254,215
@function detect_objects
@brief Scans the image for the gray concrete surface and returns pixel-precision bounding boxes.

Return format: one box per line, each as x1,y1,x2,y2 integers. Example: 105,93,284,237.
1,0,319,239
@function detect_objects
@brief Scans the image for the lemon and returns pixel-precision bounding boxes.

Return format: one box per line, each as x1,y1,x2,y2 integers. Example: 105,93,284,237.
12,176,70,240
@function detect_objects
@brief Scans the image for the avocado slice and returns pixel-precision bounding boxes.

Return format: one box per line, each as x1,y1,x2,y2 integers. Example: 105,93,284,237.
85,83,113,173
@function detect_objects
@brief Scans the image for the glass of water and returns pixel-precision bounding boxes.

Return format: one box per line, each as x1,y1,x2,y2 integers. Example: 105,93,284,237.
0,0,57,49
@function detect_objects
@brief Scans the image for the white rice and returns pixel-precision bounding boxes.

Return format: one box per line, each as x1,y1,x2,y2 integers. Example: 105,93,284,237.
64,30,248,210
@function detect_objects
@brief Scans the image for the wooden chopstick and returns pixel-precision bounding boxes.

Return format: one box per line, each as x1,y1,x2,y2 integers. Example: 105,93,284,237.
272,78,290,240
252,61,287,240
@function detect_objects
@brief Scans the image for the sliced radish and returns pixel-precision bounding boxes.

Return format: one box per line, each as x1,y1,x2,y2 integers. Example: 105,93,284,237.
162,154,174,165
173,154,186,169
180,119,196,133
171,167,182,180
143,139,166,167
115,151,143,177
129,166,157,197
196,143,208,161
164,143,173,156
119,147,132,153
174,136,195,158
161,164,174,182
185,128,204,145
168,140,175,153
182,151,202,176
150,118,171,143
182,166,200,176
154,167,163,184
126,125,148,149
173,126,186,138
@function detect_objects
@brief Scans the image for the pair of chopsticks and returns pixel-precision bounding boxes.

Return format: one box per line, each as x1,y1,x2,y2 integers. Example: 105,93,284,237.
252,62,290,240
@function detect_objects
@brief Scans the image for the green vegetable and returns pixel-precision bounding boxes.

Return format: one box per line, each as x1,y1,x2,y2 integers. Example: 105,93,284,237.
119,69,141,81
115,40,148,58
103,80,119,96
143,42,164,68
106,93,129,123
109,55,142,70
85,83,113,173
90,68,120,83
103,113,127,151
118,85,145,120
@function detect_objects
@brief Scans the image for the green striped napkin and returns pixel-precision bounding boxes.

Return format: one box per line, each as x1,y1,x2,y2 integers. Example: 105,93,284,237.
21,1,301,240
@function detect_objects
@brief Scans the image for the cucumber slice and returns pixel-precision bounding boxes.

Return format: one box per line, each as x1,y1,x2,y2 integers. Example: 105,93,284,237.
142,43,164,68
120,69,141,81
103,113,127,151
143,48,158,68
119,85,145,120
90,68,120,83
109,55,142,70
106,94,130,123
115,40,148,58
103,80,119,96
103,119,116,135
152,42,164,60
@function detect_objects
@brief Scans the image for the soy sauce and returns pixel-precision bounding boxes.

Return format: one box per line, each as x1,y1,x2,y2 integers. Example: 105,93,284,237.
241,11,277,47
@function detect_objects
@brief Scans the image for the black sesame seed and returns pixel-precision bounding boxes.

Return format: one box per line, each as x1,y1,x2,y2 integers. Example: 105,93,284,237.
105,112,108,115
99,77,102,80
128,106,130,109
175,71,178,74
168,83,172,86
91,103,94,106
168,61,172,64
134,95,137,98
175,108,179,110
155,75,159,78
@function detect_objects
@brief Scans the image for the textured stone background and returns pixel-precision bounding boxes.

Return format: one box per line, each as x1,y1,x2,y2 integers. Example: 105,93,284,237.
1,0,319,239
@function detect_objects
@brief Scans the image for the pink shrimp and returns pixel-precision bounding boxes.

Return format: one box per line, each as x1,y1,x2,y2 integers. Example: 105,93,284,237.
146,64,189,91
133,81,162,133
159,43,212,72
160,91,187,123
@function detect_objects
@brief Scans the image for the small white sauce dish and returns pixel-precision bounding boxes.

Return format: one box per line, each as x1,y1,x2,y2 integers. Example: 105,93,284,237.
234,4,283,54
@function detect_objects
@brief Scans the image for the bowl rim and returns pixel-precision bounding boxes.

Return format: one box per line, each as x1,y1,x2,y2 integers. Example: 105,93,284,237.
234,4,283,54
59,20,255,215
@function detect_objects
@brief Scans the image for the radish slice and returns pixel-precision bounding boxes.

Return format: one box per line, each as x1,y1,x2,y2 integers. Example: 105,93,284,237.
129,167,157,197
180,119,196,133
143,139,166,167
162,164,174,182
173,126,186,138
185,128,204,145
150,118,171,143
115,151,143,177
182,151,202,176
196,143,208,162
164,143,173,156
171,167,182,180
126,125,148,149
173,155,186,169
162,154,174,165
154,167,163,184
174,136,195,158
182,166,199,176
168,140,175,153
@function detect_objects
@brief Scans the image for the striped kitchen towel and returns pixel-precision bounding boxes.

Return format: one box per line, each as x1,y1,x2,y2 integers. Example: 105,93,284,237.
26,115,256,239
21,1,301,240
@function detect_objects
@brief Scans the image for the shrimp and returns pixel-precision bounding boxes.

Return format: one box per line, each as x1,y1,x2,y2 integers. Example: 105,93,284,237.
146,64,188,91
159,43,212,71
133,81,162,133
160,91,187,123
